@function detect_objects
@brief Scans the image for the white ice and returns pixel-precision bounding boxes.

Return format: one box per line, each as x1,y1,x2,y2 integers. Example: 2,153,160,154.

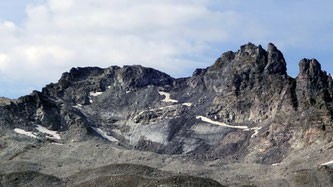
36,125,61,140
14,128,38,139
158,91,178,103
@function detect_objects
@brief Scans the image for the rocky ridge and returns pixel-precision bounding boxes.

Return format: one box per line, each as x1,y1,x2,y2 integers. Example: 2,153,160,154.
0,43,333,186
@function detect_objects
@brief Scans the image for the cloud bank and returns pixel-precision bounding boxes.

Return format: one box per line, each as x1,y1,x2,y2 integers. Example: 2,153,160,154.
0,0,333,98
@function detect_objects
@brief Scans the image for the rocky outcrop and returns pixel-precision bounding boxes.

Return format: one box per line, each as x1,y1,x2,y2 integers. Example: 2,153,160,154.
196,43,291,124
0,91,62,130
41,65,173,105
296,58,333,106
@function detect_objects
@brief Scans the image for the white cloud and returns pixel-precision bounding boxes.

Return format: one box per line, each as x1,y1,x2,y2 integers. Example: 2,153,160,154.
0,0,242,95
0,53,10,71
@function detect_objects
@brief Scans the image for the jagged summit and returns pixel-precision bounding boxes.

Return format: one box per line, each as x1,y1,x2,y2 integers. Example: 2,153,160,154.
298,58,322,78
1,43,333,186
209,43,287,76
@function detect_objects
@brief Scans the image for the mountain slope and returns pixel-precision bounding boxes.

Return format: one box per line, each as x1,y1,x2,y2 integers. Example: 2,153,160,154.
0,43,333,186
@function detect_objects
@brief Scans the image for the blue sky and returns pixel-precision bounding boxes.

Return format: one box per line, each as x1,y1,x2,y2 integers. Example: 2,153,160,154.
0,0,333,98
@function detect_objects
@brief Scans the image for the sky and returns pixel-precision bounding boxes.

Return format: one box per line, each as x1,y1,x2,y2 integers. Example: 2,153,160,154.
0,0,333,98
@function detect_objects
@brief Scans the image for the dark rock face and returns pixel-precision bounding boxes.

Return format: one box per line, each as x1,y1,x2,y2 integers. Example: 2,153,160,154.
296,58,333,106
1,43,333,186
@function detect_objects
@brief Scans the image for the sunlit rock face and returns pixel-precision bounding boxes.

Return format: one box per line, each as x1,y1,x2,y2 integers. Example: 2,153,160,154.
1,43,333,186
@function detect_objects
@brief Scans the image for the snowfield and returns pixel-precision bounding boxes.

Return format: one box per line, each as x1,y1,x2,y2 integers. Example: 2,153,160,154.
90,91,104,97
14,128,38,139
182,103,192,107
196,116,248,129
158,91,178,103
196,116,262,137
36,125,61,140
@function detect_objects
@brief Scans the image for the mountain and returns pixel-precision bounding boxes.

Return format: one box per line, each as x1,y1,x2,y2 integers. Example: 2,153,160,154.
0,43,333,186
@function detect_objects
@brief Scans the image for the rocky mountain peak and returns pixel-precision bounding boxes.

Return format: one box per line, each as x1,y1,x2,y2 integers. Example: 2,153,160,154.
296,58,333,90
296,58,333,106
298,58,322,78
265,43,287,75
209,43,287,76
116,65,174,87
1,43,333,187
234,43,266,64
238,42,261,56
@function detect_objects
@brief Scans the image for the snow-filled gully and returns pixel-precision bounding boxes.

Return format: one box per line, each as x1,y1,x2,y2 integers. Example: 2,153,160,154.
14,125,62,140
14,128,38,139
196,116,261,138
36,125,61,140
158,91,178,103
91,126,119,142
321,160,333,166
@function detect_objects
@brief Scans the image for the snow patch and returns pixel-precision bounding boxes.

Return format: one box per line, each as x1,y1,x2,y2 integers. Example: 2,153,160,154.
51,143,63,146
90,91,103,97
321,160,333,166
107,86,111,89
158,105,176,110
196,116,261,137
158,91,178,103
91,127,119,142
88,91,103,104
36,125,61,140
126,91,131,94
14,128,38,139
196,116,248,130
182,103,192,107
250,127,262,138
74,104,82,108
